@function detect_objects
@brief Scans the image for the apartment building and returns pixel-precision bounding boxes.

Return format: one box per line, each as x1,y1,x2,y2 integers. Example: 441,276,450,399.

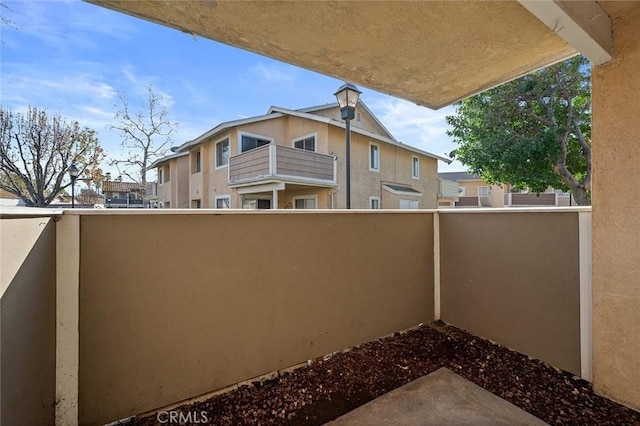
102,181,146,209
152,101,450,209
438,171,574,207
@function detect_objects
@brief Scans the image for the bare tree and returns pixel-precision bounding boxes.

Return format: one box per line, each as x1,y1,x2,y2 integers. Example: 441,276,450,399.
1,2,16,46
0,106,105,207
109,85,176,202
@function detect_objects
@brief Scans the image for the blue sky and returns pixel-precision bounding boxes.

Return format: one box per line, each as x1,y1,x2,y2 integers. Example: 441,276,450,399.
1,0,464,180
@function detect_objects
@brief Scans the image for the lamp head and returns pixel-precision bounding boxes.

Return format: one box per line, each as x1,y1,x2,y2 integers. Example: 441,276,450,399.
334,83,361,120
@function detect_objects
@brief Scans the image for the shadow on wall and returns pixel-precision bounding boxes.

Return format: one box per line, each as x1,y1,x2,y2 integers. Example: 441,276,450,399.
1,219,56,425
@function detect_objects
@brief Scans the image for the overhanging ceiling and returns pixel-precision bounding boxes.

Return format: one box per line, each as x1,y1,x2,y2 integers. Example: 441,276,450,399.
87,1,582,109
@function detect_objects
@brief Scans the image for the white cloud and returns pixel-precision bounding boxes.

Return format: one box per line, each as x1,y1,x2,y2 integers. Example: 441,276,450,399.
367,96,466,171
5,0,135,51
121,66,138,85
3,71,117,105
250,62,297,83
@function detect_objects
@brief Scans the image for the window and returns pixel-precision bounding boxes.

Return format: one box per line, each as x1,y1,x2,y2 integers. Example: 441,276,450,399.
193,150,201,173
242,197,271,209
241,134,271,153
293,196,317,209
478,186,489,197
158,168,164,184
294,135,316,152
412,156,419,179
399,199,419,209
370,197,380,209
215,195,230,209
369,142,379,171
216,138,229,168
163,164,170,182
192,199,201,209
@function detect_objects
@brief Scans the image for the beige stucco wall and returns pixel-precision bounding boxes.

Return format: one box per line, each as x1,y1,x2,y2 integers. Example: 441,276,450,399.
310,104,389,138
0,218,56,425
488,185,506,207
439,211,581,375
175,155,190,208
327,127,438,209
591,6,640,411
278,187,333,209
189,147,205,207
455,181,505,207
157,163,171,206
459,180,483,198
78,211,434,424
157,155,190,208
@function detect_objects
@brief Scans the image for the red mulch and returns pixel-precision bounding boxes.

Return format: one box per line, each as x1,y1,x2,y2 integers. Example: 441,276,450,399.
125,322,640,425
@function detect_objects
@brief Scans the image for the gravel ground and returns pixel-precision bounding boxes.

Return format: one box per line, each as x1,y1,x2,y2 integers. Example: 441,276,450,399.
126,322,640,425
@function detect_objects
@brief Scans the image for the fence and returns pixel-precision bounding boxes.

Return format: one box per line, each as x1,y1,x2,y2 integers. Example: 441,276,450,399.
1,207,591,425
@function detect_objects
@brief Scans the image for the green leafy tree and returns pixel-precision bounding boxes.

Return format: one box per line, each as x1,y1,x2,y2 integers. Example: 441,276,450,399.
446,55,591,205
0,106,105,207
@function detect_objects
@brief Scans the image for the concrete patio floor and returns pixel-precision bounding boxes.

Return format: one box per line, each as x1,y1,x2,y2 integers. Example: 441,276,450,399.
326,367,547,425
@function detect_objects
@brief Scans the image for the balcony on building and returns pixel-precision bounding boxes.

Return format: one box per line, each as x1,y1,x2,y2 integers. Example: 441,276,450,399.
228,143,337,190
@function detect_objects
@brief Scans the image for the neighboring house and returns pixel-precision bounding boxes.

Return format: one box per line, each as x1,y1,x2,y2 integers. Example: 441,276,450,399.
102,181,146,208
146,182,159,208
150,150,190,209
438,171,507,208
49,194,98,208
152,101,450,209
0,189,25,207
438,171,573,207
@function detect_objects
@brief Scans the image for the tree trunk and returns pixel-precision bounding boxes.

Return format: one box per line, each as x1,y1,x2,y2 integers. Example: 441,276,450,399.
572,188,590,206
569,185,590,206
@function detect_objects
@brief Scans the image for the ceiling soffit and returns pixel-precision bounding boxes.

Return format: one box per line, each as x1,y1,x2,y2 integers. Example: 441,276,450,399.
88,0,578,109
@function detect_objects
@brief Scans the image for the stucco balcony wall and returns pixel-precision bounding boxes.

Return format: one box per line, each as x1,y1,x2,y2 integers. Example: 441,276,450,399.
0,208,591,425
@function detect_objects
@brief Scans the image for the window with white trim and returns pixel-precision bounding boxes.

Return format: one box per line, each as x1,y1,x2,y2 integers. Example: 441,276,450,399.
215,195,231,209
158,168,164,184
399,199,419,209
369,196,380,209
242,197,271,209
241,134,271,153
293,196,317,209
478,186,489,197
293,135,316,152
369,142,379,172
412,156,419,179
216,138,229,168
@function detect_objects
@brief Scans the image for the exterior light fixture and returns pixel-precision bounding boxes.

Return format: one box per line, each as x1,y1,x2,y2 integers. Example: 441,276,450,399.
69,164,79,208
334,82,362,209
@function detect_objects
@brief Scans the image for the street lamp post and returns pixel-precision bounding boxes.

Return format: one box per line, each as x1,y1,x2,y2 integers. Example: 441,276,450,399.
68,164,79,208
334,83,361,209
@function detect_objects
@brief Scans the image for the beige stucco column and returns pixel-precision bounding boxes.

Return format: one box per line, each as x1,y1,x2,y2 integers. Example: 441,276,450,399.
591,6,640,412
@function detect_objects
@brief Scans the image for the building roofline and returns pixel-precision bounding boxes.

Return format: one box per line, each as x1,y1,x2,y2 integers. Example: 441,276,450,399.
269,106,451,163
437,171,482,181
148,150,189,169
295,100,398,142
173,104,451,164
175,112,286,152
